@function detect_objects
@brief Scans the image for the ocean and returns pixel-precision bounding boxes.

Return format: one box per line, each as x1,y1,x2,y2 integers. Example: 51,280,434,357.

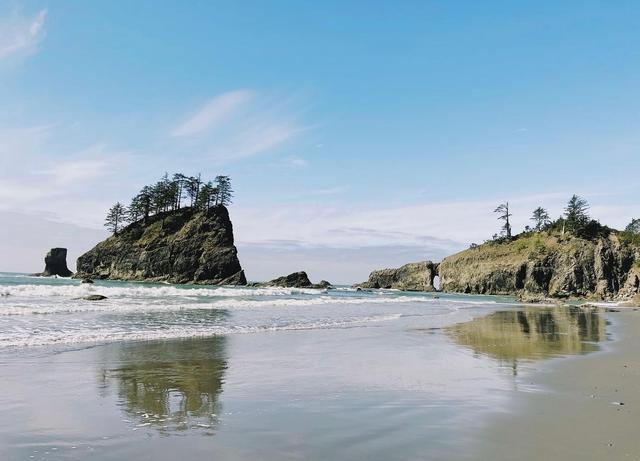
0,273,606,460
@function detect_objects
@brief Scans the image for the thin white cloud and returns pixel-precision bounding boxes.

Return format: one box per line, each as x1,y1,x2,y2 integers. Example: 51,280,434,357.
232,190,640,253
0,9,47,59
43,158,111,186
172,90,308,162
36,144,130,186
171,90,252,137
308,186,349,196
283,155,309,168
216,122,303,161
0,123,137,227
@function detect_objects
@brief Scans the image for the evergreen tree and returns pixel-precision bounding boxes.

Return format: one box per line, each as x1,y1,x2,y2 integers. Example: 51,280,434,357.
128,196,143,223
105,202,128,236
136,186,153,222
172,173,187,209
494,202,512,239
186,174,202,207
531,207,550,231
196,181,215,211
564,195,590,234
215,175,233,206
211,186,219,206
104,172,234,231
626,218,640,234
150,174,175,214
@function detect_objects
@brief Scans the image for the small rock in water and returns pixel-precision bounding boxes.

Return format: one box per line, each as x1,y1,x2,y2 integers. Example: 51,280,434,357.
83,294,108,301
81,278,94,284
612,401,625,406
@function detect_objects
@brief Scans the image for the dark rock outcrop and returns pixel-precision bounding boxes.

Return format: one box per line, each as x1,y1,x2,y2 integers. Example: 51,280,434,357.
35,248,73,277
74,206,246,285
354,261,439,291
438,233,640,301
262,271,333,289
265,271,312,288
83,294,108,301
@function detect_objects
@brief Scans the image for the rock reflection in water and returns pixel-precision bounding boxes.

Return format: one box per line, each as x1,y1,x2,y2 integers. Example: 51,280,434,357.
100,336,227,434
446,307,605,366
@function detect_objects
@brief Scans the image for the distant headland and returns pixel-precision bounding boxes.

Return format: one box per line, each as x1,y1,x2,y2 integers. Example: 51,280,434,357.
356,195,640,303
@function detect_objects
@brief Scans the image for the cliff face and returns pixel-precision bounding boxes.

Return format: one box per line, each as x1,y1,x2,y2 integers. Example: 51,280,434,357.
438,233,639,300
354,261,439,291
75,206,246,285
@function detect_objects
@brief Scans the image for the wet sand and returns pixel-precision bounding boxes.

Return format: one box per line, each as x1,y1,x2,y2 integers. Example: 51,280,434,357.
0,302,636,460
469,309,640,460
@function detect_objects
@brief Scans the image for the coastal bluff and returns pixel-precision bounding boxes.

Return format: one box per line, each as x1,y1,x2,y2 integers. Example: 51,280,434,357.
439,232,639,301
355,232,640,301
74,206,246,285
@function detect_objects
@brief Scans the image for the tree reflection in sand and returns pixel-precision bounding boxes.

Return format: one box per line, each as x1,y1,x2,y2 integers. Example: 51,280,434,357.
446,307,605,369
99,336,228,434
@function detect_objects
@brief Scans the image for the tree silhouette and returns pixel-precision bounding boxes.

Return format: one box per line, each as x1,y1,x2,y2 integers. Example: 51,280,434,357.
215,175,233,206
105,173,234,231
564,195,590,234
105,202,128,236
531,207,550,231
494,202,512,238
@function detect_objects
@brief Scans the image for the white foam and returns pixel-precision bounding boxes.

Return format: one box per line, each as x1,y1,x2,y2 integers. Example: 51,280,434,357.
0,294,447,316
0,313,403,348
0,283,328,299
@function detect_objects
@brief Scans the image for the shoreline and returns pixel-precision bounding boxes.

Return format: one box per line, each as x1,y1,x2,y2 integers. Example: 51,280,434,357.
467,309,640,460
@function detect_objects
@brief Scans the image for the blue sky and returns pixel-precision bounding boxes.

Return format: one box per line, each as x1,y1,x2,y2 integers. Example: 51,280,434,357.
1,1,639,282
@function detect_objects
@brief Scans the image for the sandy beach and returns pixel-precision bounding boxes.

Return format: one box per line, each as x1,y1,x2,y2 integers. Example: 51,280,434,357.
2,273,638,460
468,308,640,461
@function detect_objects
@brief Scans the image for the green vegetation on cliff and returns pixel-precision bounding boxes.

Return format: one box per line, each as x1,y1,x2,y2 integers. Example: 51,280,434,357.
105,173,233,236
76,206,246,285
439,230,639,300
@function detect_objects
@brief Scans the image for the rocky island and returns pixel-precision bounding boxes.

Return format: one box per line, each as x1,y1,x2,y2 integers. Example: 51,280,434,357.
74,172,245,285
75,206,246,285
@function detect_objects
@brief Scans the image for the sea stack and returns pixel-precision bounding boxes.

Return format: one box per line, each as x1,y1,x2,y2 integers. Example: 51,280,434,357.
74,206,246,285
354,261,439,291
38,248,73,277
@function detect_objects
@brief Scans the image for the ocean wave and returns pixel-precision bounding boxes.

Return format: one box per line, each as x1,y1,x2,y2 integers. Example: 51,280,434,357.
0,313,403,348
0,283,330,299
0,294,453,316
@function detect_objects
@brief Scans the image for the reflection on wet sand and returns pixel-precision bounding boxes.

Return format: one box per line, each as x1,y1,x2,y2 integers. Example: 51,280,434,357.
99,336,228,434
446,307,605,367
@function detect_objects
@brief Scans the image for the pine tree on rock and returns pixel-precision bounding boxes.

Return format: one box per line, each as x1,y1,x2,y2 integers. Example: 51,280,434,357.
105,202,128,236
494,202,512,239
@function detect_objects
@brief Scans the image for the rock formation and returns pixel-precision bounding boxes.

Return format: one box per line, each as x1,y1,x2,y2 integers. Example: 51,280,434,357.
438,232,639,300
35,248,73,277
262,271,333,289
74,206,246,285
354,261,439,291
